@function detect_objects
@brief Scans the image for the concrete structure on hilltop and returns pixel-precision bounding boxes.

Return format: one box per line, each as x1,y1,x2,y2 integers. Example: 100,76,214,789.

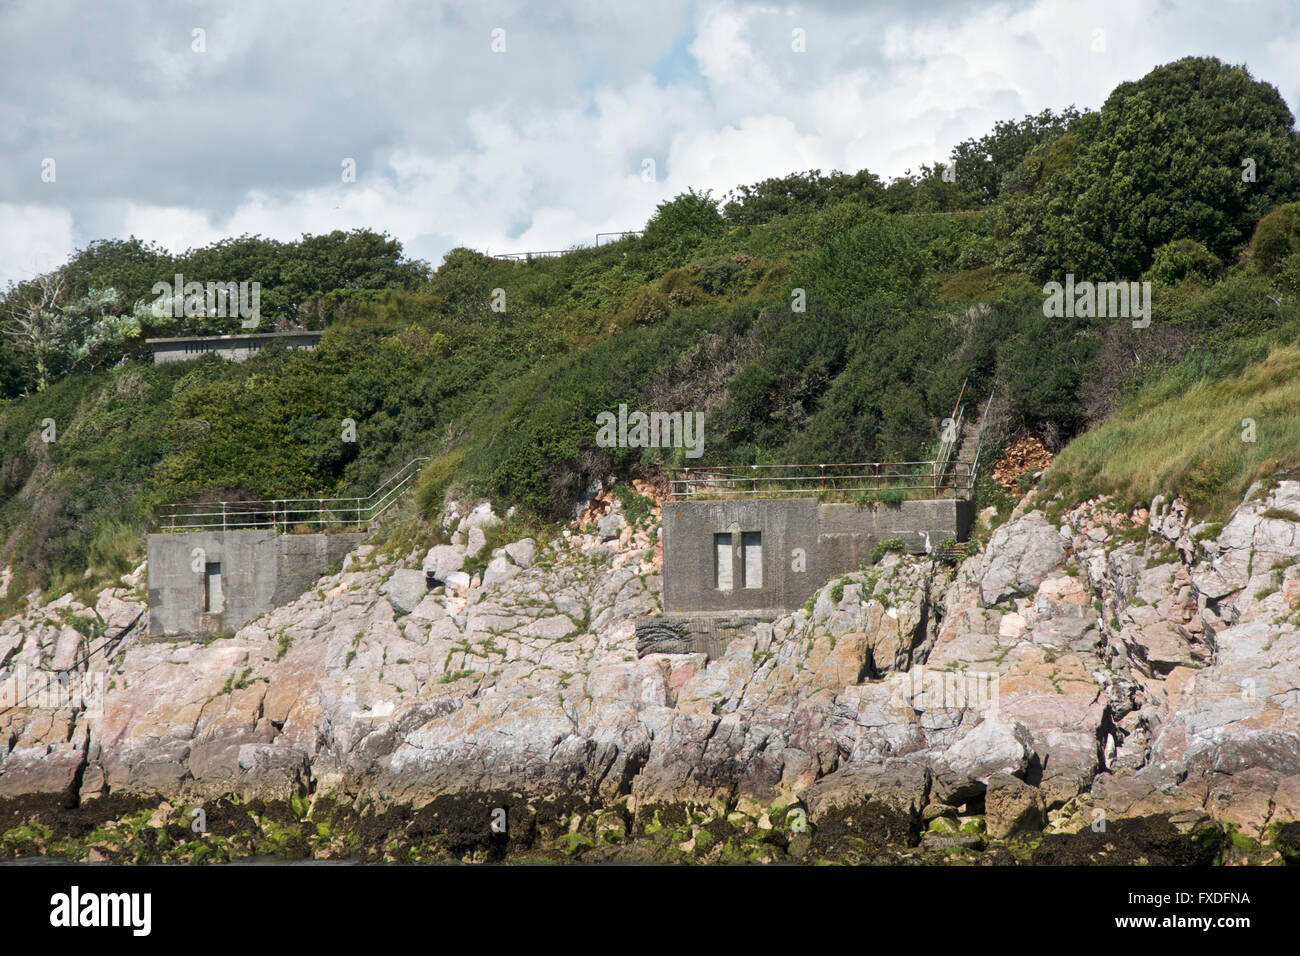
146,330,323,364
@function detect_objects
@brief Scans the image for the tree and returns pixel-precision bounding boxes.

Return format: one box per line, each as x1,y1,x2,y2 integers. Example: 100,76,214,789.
2,275,140,390
999,57,1300,279
642,189,725,249
950,107,1085,206
721,169,885,225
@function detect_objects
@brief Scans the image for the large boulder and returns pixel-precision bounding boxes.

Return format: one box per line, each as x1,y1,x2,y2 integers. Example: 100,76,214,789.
422,544,466,582
984,772,1046,838
460,502,500,534
938,716,1035,783
381,569,427,615
504,538,536,569
978,512,1067,606
482,556,521,589
801,759,931,823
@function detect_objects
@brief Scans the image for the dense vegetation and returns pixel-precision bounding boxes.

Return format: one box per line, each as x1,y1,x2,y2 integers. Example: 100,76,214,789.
3,55,1300,604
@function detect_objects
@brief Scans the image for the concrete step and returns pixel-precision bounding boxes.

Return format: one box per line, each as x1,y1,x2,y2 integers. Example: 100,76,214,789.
956,421,981,463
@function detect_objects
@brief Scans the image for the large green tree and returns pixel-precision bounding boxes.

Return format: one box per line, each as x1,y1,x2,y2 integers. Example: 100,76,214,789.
999,57,1300,279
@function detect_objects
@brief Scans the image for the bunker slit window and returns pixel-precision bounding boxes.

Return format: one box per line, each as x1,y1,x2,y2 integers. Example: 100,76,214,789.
204,562,223,613
742,531,763,589
714,533,733,591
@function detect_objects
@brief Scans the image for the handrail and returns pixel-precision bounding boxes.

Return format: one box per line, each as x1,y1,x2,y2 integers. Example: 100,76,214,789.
668,383,996,502
155,456,429,532
668,460,977,501
968,390,997,485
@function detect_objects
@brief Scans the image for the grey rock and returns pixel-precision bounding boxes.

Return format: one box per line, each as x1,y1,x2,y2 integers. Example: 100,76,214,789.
938,716,1034,783
597,512,625,541
978,512,1067,606
482,556,521,590
984,772,1046,839
504,538,536,568
381,569,427,615
422,544,466,582
460,502,500,534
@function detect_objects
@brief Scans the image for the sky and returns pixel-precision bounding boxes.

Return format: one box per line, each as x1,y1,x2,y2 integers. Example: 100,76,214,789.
2,0,1299,286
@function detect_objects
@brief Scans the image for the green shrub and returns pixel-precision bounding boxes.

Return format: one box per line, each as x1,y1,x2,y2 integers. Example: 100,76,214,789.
871,538,906,562
1251,203,1300,276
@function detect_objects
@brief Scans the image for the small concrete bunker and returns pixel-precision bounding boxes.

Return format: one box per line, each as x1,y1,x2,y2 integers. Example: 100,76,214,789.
661,496,973,615
146,529,363,638
641,390,990,657
145,457,427,639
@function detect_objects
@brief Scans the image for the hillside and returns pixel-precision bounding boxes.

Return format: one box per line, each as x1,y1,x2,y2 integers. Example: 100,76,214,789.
2,55,1300,609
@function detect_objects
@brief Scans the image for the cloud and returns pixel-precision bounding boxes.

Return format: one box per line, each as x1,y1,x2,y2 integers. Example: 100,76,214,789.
0,204,75,287
0,0,1296,284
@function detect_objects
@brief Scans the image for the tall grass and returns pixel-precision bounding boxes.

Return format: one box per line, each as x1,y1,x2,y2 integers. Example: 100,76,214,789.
1047,345,1300,518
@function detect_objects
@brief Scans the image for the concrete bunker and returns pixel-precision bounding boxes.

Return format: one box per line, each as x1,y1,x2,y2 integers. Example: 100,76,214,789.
146,529,364,638
661,496,973,615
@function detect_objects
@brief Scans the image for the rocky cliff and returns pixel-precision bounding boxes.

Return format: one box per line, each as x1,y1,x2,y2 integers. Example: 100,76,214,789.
4,481,1300,864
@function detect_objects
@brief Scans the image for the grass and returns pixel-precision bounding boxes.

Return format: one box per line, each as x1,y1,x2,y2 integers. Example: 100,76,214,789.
1047,346,1300,520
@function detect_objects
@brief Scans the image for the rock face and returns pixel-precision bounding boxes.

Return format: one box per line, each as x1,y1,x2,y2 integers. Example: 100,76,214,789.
978,511,1066,605
5,482,1300,861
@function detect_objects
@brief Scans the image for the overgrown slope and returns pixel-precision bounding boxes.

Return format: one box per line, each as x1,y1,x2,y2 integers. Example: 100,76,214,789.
3,55,1300,605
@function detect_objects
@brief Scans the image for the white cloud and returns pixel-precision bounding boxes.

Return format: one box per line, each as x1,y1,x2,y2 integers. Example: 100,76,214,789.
0,205,75,287
1,0,1297,283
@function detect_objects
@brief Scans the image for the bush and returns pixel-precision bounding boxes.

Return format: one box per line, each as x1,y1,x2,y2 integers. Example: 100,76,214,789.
871,538,906,562
642,189,725,252
1148,239,1223,285
1251,203,1300,276
791,212,928,313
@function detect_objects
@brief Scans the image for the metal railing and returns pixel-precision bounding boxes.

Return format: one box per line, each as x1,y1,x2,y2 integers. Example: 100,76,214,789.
668,460,977,501
968,390,996,483
490,250,571,261
668,382,996,502
154,456,429,533
492,230,644,260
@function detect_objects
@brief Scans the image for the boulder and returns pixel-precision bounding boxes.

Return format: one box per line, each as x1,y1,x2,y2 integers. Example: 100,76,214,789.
597,512,625,541
978,512,1067,606
460,502,500,534
802,759,931,823
422,544,466,582
442,571,472,595
381,569,427,615
938,716,1034,783
504,538,536,568
482,556,521,589
984,772,1046,839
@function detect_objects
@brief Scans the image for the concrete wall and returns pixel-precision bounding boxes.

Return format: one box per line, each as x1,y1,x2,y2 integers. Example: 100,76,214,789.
147,529,364,637
148,331,322,365
662,497,973,615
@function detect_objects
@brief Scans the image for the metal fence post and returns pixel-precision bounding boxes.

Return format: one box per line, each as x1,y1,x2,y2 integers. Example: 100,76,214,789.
221,501,227,531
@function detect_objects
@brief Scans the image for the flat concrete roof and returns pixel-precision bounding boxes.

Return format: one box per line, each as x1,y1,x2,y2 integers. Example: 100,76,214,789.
145,330,324,345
